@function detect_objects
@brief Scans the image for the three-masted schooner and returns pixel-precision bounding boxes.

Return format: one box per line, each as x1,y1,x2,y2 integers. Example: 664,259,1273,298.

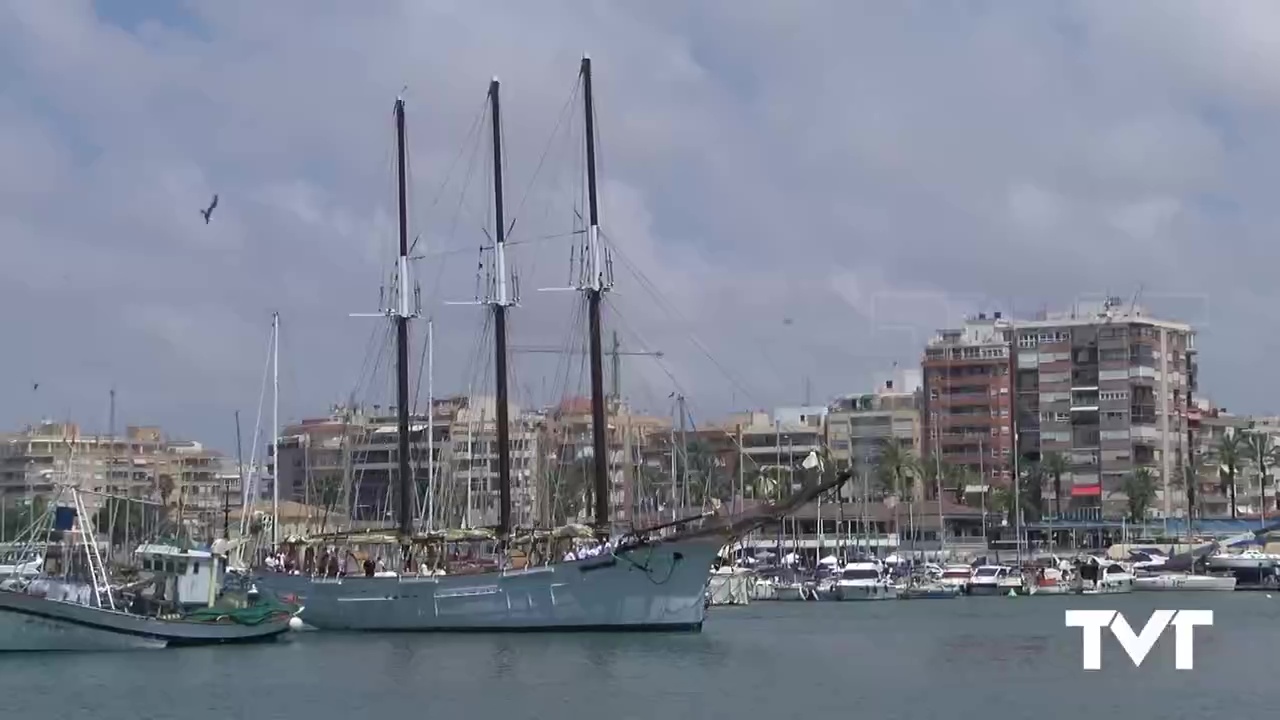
252,58,847,632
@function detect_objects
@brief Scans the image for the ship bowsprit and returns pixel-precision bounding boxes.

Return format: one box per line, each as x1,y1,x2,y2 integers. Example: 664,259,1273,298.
252,535,722,632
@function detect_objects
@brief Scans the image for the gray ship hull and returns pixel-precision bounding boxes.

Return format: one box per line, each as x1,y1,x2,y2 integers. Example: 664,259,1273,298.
253,535,721,631
0,589,294,651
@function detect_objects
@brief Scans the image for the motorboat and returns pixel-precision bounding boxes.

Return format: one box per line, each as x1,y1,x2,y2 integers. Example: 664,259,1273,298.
0,554,42,579
1075,556,1135,594
1126,548,1169,571
936,564,974,593
833,561,898,601
1022,565,1075,595
1205,548,1280,570
1133,573,1237,592
968,565,1020,596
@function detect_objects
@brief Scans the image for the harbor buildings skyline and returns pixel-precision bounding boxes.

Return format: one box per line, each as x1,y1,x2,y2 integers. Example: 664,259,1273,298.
5,297,1273,534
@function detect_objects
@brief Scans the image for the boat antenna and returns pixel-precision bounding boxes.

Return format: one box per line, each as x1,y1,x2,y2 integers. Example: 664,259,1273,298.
488,77,514,541
580,56,613,541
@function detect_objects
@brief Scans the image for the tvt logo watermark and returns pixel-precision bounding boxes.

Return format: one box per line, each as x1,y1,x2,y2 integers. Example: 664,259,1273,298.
1065,610,1213,670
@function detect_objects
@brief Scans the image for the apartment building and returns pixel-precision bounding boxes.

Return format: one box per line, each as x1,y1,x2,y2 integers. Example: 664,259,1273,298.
921,313,1016,489
1193,404,1252,517
923,299,1195,519
827,374,922,483
542,397,670,526
731,409,824,472
1013,300,1193,517
0,421,236,533
275,402,454,525
447,396,541,529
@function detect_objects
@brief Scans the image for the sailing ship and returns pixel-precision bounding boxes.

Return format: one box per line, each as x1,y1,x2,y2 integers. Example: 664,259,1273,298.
251,58,847,632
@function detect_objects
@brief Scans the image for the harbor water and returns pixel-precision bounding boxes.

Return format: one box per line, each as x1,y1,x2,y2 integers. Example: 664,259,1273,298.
4,593,1278,720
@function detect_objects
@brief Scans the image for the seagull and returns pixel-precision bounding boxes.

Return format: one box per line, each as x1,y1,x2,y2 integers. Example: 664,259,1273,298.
201,194,219,224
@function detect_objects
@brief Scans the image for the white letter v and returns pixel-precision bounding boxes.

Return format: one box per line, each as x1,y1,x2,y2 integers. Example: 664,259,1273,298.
1110,610,1176,667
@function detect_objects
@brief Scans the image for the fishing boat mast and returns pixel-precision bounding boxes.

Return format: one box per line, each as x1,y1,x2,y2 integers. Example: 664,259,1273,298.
488,78,514,540
580,56,613,541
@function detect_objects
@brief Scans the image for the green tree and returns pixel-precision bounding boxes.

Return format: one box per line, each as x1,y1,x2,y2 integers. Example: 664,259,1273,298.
1244,430,1280,515
1118,467,1158,523
551,458,592,526
1,496,49,543
988,486,1014,525
1040,451,1069,518
683,439,731,506
314,475,344,535
1019,462,1045,522
93,497,149,546
1216,433,1245,519
875,440,920,545
947,465,975,505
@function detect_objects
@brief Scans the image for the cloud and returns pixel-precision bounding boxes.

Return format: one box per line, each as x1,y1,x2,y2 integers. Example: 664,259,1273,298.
2,0,1278,451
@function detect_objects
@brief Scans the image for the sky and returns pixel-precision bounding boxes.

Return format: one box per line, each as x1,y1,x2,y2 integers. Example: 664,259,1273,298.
2,0,1279,455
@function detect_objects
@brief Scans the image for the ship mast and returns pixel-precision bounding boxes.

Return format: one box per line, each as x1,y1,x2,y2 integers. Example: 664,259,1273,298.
393,96,414,541
489,78,514,540
580,56,613,540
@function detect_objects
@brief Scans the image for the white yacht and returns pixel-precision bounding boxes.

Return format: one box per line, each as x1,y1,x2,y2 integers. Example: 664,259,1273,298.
1126,548,1169,571
1023,565,1075,595
833,561,898,601
937,564,974,593
968,565,1020,596
1205,548,1280,570
1133,573,1237,592
1076,557,1135,594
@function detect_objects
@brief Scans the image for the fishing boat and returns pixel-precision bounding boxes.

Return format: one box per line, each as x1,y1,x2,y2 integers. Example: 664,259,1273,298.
0,488,298,651
252,59,847,632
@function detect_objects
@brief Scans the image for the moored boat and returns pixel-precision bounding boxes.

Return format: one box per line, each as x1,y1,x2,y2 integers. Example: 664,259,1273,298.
1133,573,1237,592
968,565,1019,596
936,564,973,594
833,561,897,601
1,489,299,651
1075,556,1135,594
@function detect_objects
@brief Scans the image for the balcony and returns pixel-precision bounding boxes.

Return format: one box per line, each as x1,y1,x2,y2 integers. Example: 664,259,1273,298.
1070,389,1100,413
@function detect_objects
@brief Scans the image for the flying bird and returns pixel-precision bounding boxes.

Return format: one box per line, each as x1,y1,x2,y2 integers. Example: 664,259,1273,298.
32,382,38,391
200,194,219,224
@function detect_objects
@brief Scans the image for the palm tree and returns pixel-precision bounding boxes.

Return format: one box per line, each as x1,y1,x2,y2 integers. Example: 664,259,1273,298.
948,465,975,505
1243,430,1280,517
1019,462,1045,522
1168,459,1196,538
1118,467,1158,523
875,440,920,550
988,486,1017,526
1040,451,1069,518
1216,432,1245,519
550,459,592,525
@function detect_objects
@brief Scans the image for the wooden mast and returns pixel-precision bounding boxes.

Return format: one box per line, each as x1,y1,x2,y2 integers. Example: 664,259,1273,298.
489,78,514,540
580,56,613,541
